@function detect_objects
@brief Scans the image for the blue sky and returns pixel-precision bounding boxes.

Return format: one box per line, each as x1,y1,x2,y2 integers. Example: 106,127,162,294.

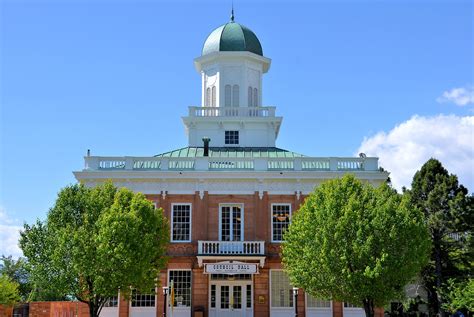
1,0,473,257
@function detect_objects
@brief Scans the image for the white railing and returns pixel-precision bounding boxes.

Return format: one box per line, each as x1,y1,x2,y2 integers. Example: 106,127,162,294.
188,106,276,118
198,241,265,255
84,156,380,172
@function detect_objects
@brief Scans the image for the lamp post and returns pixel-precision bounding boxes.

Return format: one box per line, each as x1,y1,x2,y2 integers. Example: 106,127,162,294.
162,286,169,317
292,287,299,317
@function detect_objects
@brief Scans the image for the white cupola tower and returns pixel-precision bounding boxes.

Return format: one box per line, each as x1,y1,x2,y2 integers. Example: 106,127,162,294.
182,14,282,148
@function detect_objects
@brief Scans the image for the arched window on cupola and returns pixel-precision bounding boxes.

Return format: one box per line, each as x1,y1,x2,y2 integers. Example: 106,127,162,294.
225,85,232,107
232,85,239,107
248,87,253,107
211,86,216,107
254,88,258,107
206,87,211,107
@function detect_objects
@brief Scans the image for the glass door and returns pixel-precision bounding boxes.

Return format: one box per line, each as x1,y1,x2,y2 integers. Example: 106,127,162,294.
220,205,242,241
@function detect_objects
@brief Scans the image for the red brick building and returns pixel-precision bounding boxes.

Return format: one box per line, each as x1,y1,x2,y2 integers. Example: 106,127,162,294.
74,13,388,317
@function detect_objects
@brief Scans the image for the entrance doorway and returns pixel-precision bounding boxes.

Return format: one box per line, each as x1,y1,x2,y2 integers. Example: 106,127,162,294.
209,275,253,317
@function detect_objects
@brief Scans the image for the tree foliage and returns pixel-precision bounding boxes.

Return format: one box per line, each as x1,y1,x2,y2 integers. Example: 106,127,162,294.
19,182,169,317
0,256,30,301
441,278,474,313
282,175,431,317
409,158,473,315
0,274,20,307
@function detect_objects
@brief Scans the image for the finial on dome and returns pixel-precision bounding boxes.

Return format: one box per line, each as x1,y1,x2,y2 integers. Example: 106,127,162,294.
230,2,235,22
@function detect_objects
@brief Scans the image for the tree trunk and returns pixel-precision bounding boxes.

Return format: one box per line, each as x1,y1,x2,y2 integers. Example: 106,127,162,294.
363,299,375,317
432,230,443,316
89,301,99,317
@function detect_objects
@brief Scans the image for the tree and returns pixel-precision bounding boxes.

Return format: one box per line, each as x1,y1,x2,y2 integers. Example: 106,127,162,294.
0,274,20,307
282,175,431,317
410,158,473,316
442,278,474,315
19,182,169,317
0,256,31,301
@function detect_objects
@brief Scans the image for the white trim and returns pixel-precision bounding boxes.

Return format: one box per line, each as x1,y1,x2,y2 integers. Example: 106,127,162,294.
208,276,254,316
218,203,244,241
270,203,292,243
170,203,192,243
269,269,294,309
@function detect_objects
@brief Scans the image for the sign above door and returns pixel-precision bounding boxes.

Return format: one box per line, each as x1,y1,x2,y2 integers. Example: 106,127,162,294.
204,261,259,275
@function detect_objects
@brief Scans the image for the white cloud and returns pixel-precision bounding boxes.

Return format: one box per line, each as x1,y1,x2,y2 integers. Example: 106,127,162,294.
358,115,474,191
0,207,23,259
437,85,474,106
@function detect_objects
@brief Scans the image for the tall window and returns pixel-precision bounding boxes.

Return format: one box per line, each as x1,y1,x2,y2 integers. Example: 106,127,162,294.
232,85,239,106
248,86,253,107
171,204,191,242
225,131,239,145
272,204,291,242
225,85,232,107
307,295,331,308
270,271,293,308
131,289,156,307
169,271,192,308
211,86,216,107
253,88,258,106
206,87,211,107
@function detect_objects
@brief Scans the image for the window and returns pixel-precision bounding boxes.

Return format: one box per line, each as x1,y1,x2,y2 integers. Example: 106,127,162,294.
307,295,331,308
206,87,211,107
344,302,362,308
225,131,239,145
212,86,216,107
225,85,232,107
232,85,239,106
171,204,191,242
271,271,293,308
169,270,192,307
131,289,156,307
272,204,291,242
253,88,258,106
103,296,118,307
248,86,253,107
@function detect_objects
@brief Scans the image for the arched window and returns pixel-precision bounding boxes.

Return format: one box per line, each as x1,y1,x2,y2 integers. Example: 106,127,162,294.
206,87,211,107
225,85,231,107
254,88,258,107
211,86,216,107
232,85,239,107
248,87,253,107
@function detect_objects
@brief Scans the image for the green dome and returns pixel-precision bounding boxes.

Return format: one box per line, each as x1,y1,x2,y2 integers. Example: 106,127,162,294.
202,22,263,56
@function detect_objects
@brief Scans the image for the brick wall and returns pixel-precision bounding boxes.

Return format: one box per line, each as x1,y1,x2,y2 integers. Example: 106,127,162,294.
29,302,89,317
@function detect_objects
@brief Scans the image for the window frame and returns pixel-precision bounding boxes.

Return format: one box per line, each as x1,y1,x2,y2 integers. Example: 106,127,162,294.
224,130,239,145
271,203,292,243
269,269,294,309
168,269,192,308
218,203,244,241
130,288,157,308
305,294,332,310
170,203,192,243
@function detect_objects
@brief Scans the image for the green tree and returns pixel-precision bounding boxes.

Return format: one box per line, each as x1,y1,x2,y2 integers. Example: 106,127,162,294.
19,182,169,317
0,274,20,307
442,278,474,314
0,256,31,301
282,175,430,317
409,158,473,315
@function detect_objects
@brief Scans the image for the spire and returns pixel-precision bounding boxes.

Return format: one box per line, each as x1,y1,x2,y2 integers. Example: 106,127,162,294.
230,2,235,22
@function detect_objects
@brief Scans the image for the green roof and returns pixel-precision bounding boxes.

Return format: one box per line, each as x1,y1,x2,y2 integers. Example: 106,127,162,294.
202,22,263,56
155,147,305,158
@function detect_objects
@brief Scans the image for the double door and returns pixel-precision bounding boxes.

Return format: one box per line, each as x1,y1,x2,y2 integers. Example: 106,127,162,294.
210,282,253,317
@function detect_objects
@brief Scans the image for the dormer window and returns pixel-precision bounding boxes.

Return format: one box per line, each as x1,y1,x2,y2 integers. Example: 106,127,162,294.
225,131,239,145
